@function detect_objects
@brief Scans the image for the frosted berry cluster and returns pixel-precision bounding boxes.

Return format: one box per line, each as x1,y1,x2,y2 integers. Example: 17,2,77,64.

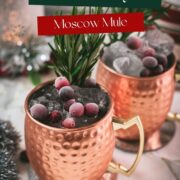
30,77,100,129
126,36,168,77
102,30,174,77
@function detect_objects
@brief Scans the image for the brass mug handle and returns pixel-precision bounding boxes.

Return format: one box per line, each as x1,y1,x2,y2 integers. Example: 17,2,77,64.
175,72,180,82
108,116,144,176
169,72,180,122
168,112,180,123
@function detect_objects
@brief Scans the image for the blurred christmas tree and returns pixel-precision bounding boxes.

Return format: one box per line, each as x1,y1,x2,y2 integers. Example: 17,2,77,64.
0,119,20,180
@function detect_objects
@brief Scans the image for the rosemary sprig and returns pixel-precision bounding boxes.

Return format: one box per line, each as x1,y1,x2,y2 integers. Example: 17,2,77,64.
49,7,105,86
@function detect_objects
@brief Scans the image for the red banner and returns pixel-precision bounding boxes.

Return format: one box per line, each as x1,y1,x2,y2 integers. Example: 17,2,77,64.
38,13,145,35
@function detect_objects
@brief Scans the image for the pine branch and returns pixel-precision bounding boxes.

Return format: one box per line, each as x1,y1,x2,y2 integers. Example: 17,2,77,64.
49,7,105,86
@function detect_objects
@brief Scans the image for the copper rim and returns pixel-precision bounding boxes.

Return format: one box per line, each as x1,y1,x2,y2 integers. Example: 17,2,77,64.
24,80,114,132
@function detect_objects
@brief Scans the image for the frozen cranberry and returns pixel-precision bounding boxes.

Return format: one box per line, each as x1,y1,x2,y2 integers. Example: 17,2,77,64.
151,65,164,76
142,56,158,69
30,104,48,121
64,99,76,111
62,118,75,128
55,77,70,90
140,69,151,77
85,103,99,116
156,54,168,67
143,47,156,57
126,36,142,50
59,86,75,101
69,103,84,117
49,110,62,123
84,78,97,88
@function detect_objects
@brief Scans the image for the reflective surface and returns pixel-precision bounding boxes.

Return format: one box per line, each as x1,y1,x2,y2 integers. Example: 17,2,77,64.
115,120,176,152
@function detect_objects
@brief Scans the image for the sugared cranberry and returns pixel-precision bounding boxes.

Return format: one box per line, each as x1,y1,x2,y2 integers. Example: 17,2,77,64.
64,99,76,111
140,69,151,77
59,86,75,101
143,47,156,57
85,103,99,116
30,104,48,121
49,110,62,123
62,118,75,128
84,78,97,88
151,65,164,76
126,36,142,50
69,103,84,117
55,77,70,90
156,54,168,67
142,56,158,69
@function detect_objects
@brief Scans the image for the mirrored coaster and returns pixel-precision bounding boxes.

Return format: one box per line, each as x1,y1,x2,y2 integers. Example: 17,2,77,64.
101,172,117,180
116,120,176,152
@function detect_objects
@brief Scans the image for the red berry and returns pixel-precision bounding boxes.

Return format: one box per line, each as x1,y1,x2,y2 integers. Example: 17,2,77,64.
84,78,97,88
64,99,76,111
126,36,142,50
62,118,75,128
55,77,70,90
142,56,158,69
156,54,168,67
49,110,62,123
59,86,75,101
85,103,99,117
30,104,48,121
143,47,156,57
151,65,164,76
140,69,151,77
69,103,84,117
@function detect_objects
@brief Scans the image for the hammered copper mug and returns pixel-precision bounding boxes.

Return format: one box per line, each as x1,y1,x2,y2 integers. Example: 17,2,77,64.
24,81,144,180
96,54,176,140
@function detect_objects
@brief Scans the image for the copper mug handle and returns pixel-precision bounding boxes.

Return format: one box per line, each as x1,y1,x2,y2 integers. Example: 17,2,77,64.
108,116,144,176
168,72,180,123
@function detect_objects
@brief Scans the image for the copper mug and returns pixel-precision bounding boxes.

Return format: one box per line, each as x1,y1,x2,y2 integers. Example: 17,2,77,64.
24,81,144,180
96,54,176,140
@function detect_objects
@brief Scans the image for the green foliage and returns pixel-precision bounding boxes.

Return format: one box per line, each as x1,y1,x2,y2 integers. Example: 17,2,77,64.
28,69,41,86
49,7,105,86
19,36,44,86
0,119,20,180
